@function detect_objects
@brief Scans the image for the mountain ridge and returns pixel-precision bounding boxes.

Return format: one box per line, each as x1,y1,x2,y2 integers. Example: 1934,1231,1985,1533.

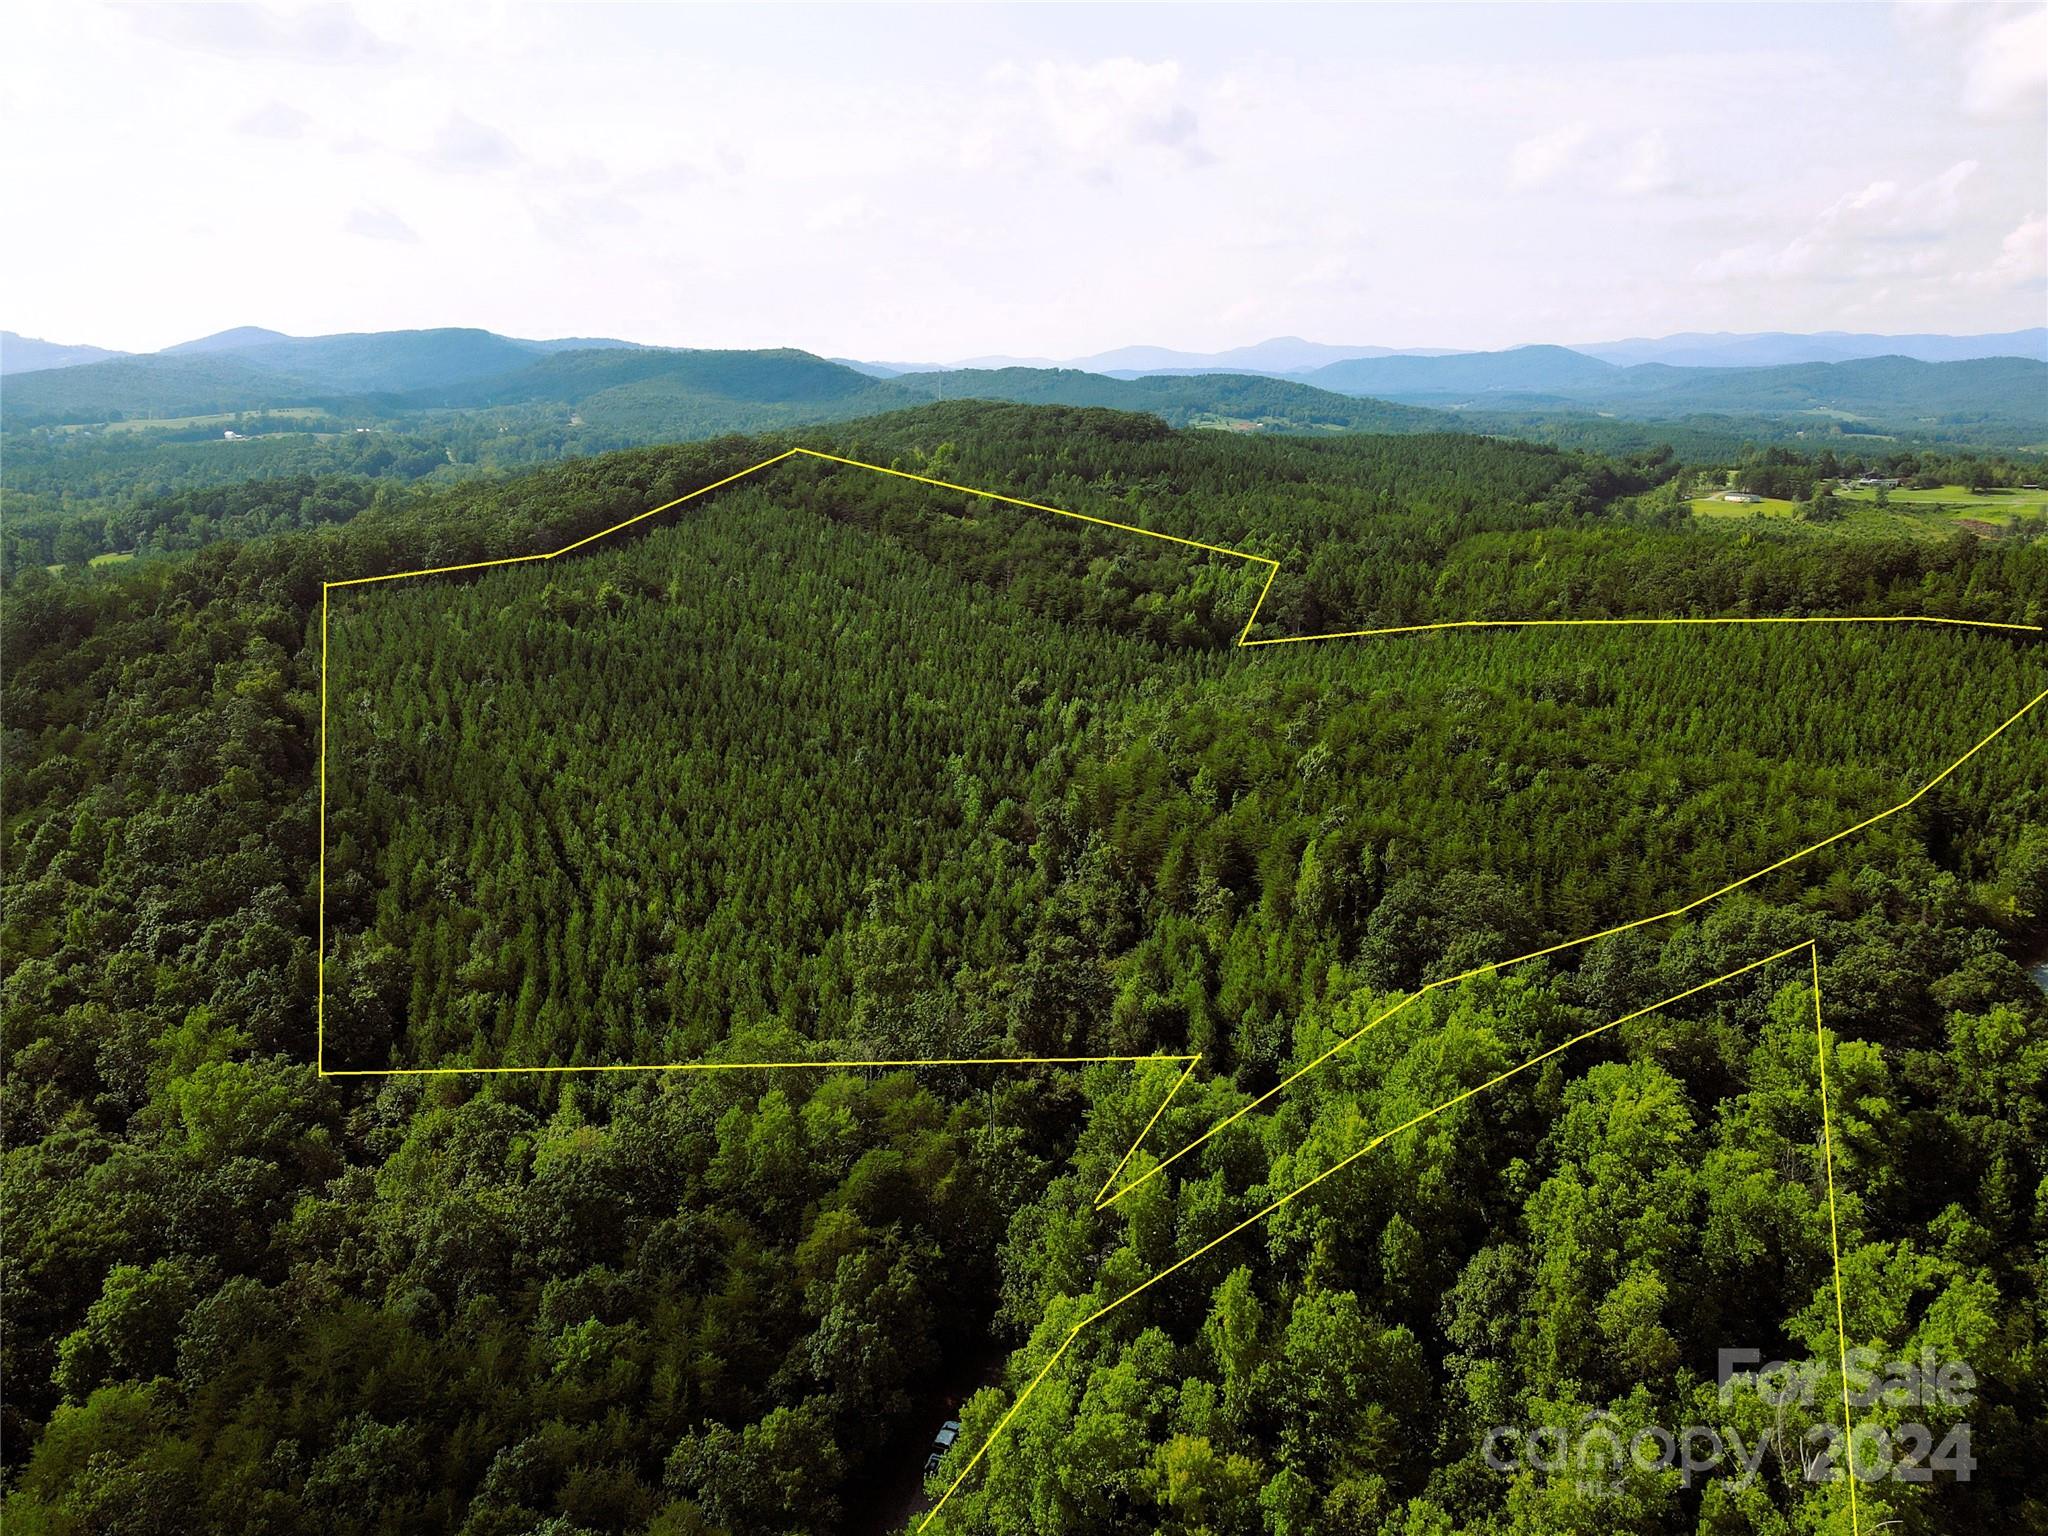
0,331,132,375
8,325,2040,380
870,327,2048,376
4,331,2040,447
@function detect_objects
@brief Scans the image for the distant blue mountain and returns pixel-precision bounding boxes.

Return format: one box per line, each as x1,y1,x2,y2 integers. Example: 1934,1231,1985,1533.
1,330,131,375
1300,345,1617,396
1062,337,1466,374
1572,328,2048,368
1291,348,2045,440
6,325,2040,445
507,336,647,354
855,330,2045,379
220,329,546,393
162,327,294,356
875,337,1466,375
12,323,2038,385
4,327,652,398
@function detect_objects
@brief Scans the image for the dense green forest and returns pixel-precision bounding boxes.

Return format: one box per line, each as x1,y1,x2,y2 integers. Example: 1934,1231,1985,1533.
12,336,2042,598
0,349,1463,554
4,403,2045,1535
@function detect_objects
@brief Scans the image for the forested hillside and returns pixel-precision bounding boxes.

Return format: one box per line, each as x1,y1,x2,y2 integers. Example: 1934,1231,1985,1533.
1,341,1436,440
12,338,2039,574
4,404,2045,1535
0,348,1459,552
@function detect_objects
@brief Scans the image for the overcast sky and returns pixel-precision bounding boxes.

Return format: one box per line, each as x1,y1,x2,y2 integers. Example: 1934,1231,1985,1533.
3,2,2043,359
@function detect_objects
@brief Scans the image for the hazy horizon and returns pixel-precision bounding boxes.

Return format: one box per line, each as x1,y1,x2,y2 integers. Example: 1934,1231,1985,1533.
7,319,2048,370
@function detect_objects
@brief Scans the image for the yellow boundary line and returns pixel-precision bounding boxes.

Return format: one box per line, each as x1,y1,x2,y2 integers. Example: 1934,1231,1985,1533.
1091,1056,1201,1206
1814,945,1863,1530
308,449,2031,1535
315,447,2043,1078
922,939,1865,1530
1095,683,2046,1207
321,1052,1200,1238
1241,612,2040,645
310,446,2033,1528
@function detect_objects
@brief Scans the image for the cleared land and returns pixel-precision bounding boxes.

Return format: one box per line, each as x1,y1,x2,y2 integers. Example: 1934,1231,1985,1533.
1836,482,2048,529
1692,483,2048,541
53,406,330,435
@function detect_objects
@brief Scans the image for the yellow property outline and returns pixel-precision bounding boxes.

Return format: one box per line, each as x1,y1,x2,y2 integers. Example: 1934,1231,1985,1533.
1093,682,2047,1211
315,445,2040,1073
313,447,2042,1536
923,939,1868,1531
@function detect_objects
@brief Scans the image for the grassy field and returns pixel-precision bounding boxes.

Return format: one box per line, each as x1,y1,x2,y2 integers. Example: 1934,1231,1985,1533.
1691,483,2046,542
1834,482,2048,529
44,551,139,576
1690,493,1803,519
55,407,327,435
1186,413,1346,434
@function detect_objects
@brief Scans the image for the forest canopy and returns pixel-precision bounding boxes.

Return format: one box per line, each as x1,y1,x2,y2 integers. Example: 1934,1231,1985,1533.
4,402,2045,1536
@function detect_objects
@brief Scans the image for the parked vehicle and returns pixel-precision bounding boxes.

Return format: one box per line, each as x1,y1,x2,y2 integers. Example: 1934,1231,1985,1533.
923,1419,961,1479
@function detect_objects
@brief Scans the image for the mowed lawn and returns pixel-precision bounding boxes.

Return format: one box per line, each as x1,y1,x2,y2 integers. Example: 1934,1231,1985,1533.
1693,483,2047,541
1690,493,1802,518
1834,483,2048,529
56,407,328,435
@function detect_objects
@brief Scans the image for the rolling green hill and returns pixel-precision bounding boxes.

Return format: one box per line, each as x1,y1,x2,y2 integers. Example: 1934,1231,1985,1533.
1622,353,2047,421
0,329,630,425
11,329,2039,448
900,366,1446,432
227,327,546,393
0,353,332,426
2,339,1443,441
432,349,1452,435
441,346,895,407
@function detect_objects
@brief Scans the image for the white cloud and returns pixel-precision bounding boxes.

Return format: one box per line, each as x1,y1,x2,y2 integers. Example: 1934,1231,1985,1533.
344,206,418,244
1509,122,1592,190
531,191,641,247
622,162,712,197
125,1,396,64
1289,248,1369,292
1900,2,2048,120
235,100,309,139
997,57,1213,175
430,111,521,171
1963,7,2048,118
7,6,2040,354
1616,130,1678,196
1973,214,2048,287
1694,161,1982,283
805,195,873,236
